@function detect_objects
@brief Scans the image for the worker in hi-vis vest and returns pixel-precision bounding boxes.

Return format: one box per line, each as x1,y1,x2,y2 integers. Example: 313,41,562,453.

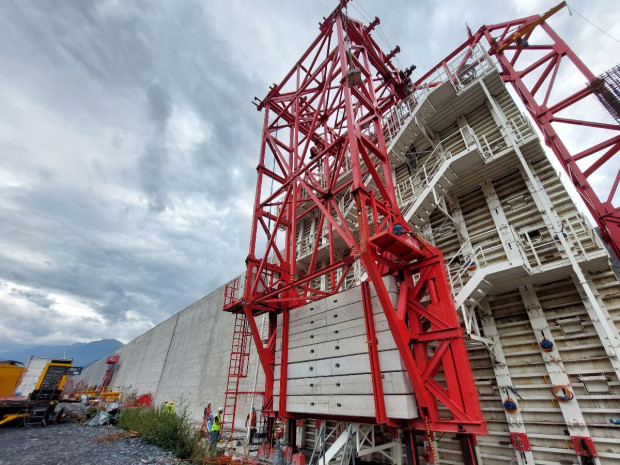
210,407,223,451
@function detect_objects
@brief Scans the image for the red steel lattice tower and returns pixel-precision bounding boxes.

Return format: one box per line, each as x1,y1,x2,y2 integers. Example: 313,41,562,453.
224,0,486,439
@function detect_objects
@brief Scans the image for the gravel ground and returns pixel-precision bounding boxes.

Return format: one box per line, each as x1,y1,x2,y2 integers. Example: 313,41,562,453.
0,422,180,465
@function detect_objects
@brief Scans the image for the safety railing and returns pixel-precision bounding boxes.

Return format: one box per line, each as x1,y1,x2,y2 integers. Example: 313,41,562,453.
450,43,495,92
395,144,449,205
361,85,434,149
343,259,363,290
337,190,357,225
448,225,538,294
419,42,495,94
562,212,603,257
296,234,316,260
442,126,468,155
516,213,603,270
517,229,560,269
477,129,509,161
510,225,533,274
447,229,503,290
508,113,535,144
223,276,242,308
432,217,459,242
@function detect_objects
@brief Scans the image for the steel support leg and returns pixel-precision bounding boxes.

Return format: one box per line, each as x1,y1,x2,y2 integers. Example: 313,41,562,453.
457,434,479,465
403,430,421,465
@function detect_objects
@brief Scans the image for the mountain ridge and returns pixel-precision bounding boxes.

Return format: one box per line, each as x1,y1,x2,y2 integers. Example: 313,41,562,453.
0,339,123,368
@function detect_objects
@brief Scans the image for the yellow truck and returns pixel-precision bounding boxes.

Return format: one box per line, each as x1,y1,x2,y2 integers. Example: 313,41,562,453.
0,357,73,426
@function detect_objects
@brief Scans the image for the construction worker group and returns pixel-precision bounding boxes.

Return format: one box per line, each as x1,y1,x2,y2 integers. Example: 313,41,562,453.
162,400,175,414
163,399,255,453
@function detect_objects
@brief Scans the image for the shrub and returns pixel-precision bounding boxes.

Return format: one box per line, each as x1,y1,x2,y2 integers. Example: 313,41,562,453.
117,404,203,459
84,406,99,418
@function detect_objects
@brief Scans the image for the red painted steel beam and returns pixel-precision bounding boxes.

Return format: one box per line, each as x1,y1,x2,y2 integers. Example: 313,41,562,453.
226,3,486,436
361,281,387,424
278,311,290,418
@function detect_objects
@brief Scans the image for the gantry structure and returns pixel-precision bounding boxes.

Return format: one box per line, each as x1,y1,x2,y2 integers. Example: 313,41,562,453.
224,2,620,464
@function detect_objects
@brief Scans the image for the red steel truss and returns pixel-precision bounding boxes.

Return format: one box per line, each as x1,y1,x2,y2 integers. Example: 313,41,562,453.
414,2,620,259
223,1,486,436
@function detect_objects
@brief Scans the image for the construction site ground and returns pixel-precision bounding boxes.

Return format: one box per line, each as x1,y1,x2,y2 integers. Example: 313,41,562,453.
0,422,177,465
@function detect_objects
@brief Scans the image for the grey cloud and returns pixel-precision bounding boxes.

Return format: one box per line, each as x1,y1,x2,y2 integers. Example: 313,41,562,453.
10,288,56,310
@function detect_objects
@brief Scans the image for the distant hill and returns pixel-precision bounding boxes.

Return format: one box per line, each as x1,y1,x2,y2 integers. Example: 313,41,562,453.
0,339,123,368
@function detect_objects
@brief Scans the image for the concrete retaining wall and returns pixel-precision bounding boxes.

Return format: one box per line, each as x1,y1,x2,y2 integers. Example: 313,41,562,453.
78,275,265,428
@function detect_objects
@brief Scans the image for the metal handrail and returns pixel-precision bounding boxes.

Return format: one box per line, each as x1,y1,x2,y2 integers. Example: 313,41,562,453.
449,242,506,293
395,145,452,210
447,228,497,268
508,113,535,143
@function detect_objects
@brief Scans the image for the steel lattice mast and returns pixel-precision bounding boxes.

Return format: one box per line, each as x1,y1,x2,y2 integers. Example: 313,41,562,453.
224,1,486,437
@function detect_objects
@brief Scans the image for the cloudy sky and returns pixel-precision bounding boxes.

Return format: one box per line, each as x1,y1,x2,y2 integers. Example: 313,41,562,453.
0,0,618,351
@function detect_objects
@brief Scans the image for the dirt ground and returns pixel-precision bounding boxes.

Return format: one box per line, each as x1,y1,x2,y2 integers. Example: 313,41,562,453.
0,422,178,465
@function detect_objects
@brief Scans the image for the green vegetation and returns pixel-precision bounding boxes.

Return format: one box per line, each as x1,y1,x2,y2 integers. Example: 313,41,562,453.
117,404,207,460
84,406,99,418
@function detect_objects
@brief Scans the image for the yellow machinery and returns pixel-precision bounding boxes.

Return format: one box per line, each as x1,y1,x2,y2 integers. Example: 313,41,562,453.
0,360,25,397
74,385,122,403
101,386,122,402
0,358,73,426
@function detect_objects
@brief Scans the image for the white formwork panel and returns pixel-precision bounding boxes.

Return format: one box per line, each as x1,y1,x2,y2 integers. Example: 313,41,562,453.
282,294,390,337
275,348,408,379
273,393,417,419
289,299,328,323
275,328,398,364
274,277,416,419
274,371,413,396
283,319,391,350
274,373,376,396
276,315,396,364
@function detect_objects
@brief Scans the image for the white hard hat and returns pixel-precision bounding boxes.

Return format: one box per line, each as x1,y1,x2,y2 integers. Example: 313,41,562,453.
218,407,223,412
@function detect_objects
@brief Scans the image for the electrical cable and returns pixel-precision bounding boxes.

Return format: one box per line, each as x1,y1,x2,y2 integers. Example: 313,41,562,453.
549,355,572,383
551,384,574,402
566,3,620,44
423,413,440,464
351,0,404,69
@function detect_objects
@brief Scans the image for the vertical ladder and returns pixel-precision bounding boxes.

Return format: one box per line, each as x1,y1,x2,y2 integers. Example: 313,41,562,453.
101,354,120,388
222,313,252,439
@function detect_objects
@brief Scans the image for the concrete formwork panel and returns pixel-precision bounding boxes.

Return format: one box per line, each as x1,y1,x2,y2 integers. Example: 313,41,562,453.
274,393,417,419
274,277,417,420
